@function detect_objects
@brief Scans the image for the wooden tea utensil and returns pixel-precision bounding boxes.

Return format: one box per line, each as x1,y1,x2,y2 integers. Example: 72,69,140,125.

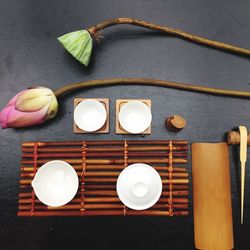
192,143,234,250
227,130,250,145
227,126,248,224
239,126,247,224
165,115,186,132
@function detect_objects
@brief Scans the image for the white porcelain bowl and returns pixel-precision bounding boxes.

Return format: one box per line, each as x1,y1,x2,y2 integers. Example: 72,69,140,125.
31,160,79,207
74,99,107,132
116,163,162,210
118,101,152,134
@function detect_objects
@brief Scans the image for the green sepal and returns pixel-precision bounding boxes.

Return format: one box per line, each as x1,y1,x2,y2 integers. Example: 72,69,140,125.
58,30,93,66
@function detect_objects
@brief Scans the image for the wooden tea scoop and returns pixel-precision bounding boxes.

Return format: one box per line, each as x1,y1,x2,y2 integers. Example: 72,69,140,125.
192,143,234,250
239,125,247,224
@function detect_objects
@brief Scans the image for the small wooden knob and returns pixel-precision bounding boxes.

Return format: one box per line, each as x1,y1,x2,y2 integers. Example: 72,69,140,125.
165,115,186,132
227,131,250,145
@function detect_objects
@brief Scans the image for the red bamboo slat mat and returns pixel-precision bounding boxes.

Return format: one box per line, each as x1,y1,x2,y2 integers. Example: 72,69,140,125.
18,140,189,216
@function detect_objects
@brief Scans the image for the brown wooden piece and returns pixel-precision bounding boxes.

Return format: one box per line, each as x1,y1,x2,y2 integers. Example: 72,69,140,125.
18,140,189,217
73,98,109,134
192,143,234,250
227,130,250,145
165,115,186,132
115,99,151,134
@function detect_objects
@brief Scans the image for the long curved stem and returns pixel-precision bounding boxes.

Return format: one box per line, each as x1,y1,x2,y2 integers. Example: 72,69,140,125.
87,17,250,57
54,78,250,99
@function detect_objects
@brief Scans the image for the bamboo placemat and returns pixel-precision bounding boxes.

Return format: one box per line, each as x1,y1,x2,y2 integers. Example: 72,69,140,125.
18,140,189,216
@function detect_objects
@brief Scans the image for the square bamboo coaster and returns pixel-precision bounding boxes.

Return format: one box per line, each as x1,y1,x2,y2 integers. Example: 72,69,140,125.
73,98,109,134
115,99,152,134
18,140,189,217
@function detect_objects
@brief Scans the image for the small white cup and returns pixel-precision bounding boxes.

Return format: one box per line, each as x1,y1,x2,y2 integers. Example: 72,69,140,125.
74,99,107,132
32,160,79,207
116,163,162,210
118,101,152,134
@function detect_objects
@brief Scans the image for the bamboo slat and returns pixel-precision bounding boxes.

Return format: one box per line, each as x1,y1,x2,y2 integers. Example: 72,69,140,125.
18,140,189,217
19,190,188,199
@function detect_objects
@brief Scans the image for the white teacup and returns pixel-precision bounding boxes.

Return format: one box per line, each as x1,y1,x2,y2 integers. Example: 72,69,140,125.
31,160,79,207
74,99,107,132
118,101,152,134
116,163,162,210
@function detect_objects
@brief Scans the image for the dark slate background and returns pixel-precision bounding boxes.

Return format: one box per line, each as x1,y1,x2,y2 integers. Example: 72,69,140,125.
0,0,250,249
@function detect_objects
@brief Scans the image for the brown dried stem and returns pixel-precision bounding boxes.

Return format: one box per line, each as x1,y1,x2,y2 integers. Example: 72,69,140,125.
87,17,250,57
54,78,250,99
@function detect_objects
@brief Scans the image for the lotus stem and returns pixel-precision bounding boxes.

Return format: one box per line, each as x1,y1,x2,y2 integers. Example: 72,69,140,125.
87,17,250,57
54,78,250,99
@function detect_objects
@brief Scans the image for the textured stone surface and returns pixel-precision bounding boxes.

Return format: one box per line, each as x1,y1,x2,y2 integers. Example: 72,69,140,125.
1,0,250,249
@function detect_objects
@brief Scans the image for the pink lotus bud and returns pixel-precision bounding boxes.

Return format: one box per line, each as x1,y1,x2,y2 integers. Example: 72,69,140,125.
0,87,58,129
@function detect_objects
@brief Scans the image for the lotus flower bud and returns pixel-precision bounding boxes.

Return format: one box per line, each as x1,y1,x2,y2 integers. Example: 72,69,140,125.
0,87,58,129
58,30,93,66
